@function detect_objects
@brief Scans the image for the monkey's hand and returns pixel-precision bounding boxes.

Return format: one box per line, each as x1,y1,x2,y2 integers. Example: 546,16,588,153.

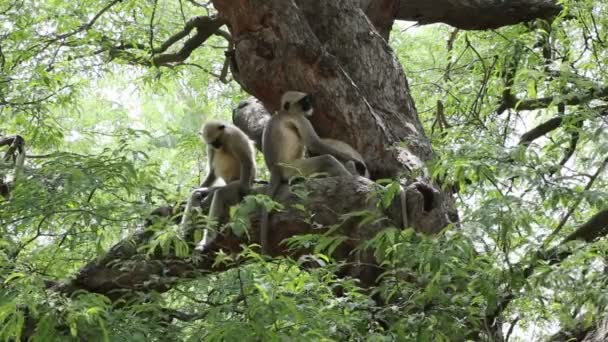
193,187,211,200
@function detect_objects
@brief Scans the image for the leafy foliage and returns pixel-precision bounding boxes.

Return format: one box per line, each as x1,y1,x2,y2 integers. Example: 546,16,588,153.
0,0,607,340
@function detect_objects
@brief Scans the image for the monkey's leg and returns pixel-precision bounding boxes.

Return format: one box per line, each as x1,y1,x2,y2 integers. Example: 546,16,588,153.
343,160,359,176
195,182,241,251
181,186,227,247
260,171,283,255
180,187,210,229
284,155,352,179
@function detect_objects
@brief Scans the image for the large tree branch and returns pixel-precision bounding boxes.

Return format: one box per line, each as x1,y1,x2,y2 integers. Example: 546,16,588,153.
53,175,414,299
51,95,450,300
518,106,608,146
563,209,608,244
100,15,226,67
362,0,400,40
151,15,225,66
516,86,608,111
518,116,563,146
499,83,608,115
394,0,562,30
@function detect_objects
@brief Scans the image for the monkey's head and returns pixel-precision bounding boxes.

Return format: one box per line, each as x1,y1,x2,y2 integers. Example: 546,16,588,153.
200,120,227,149
280,91,313,117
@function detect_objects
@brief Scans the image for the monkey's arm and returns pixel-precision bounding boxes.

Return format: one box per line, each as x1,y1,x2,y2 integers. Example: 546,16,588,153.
200,147,217,187
296,117,366,168
231,140,256,194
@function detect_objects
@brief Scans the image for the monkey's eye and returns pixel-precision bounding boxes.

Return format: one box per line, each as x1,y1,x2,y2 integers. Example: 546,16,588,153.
283,102,290,110
218,125,225,130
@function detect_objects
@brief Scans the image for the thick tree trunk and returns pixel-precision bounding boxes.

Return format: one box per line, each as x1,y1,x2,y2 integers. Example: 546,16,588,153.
215,0,455,233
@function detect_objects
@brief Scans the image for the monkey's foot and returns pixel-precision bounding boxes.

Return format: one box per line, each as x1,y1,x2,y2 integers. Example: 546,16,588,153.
194,228,215,252
193,186,210,197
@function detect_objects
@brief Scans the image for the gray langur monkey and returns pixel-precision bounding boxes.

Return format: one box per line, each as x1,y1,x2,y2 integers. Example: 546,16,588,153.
314,138,370,178
259,91,367,254
181,120,256,251
311,139,408,229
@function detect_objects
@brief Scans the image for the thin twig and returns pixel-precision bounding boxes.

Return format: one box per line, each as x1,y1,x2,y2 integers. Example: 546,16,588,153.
149,0,158,58
53,0,122,42
544,157,608,245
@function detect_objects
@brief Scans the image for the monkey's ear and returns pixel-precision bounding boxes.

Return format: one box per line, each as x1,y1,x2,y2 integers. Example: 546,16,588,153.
218,124,226,130
283,102,290,110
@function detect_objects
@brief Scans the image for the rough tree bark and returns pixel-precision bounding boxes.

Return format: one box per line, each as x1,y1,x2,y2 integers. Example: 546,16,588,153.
215,0,455,231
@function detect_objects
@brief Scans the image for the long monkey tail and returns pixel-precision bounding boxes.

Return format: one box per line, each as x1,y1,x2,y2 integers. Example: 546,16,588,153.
399,183,408,229
180,187,209,250
180,190,197,229
260,171,282,255
259,207,270,254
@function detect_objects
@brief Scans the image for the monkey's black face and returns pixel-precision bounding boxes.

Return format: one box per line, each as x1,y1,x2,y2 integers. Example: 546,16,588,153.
298,94,312,112
210,139,222,149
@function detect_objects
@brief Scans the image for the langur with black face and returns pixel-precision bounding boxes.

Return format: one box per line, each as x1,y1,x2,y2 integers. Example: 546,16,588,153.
311,138,409,230
259,91,368,254
314,138,370,178
311,138,409,229
181,120,256,251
